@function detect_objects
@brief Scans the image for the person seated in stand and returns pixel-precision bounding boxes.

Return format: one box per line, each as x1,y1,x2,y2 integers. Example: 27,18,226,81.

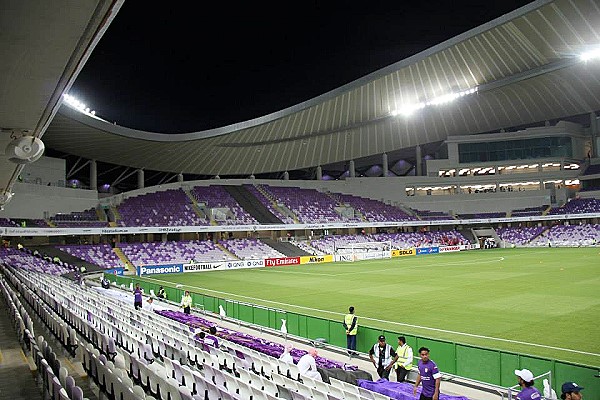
279,343,294,364
204,326,219,348
156,286,166,300
298,348,323,382
145,297,155,312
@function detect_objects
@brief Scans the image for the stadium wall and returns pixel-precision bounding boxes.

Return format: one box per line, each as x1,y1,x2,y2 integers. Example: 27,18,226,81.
0,183,99,219
106,273,599,395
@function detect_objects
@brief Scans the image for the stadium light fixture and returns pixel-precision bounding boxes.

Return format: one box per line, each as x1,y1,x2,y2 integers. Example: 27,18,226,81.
62,93,104,120
391,86,478,118
580,47,600,62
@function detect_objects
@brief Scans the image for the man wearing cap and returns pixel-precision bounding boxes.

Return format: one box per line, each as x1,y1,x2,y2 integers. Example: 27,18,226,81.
561,382,584,400
369,335,397,380
413,347,441,400
514,369,541,400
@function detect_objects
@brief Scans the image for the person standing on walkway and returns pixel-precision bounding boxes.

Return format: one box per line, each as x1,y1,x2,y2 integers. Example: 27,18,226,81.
181,290,192,314
413,347,441,400
369,335,397,380
133,283,143,310
394,336,413,382
343,306,358,354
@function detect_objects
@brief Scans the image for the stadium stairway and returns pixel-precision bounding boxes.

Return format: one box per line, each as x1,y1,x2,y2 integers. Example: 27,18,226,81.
216,243,240,260
112,247,136,274
458,228,477,244
28,245,105,274
259,238,312,257
223,185,284,224
0,288,43,400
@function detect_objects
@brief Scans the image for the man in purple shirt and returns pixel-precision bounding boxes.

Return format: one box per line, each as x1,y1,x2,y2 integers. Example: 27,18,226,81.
515,369,541,400
413,347,441,400
133,283,143,310
204,326,219,348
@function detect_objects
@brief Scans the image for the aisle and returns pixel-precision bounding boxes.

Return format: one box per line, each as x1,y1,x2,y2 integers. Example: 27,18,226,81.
0,294,43,400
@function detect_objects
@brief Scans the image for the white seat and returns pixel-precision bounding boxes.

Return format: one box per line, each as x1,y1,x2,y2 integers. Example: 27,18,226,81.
166,377,183,400
262,376,279,398
314,380,331,394
358,387,375,399
311,388,329,400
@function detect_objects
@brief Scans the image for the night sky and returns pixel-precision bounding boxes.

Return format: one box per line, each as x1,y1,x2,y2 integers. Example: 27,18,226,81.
70,1,532,134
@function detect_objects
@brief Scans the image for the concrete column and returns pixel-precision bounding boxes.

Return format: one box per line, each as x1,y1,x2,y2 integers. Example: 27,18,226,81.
177,173,184,183
137,169,144,189
382,153,388,177
415,145,422,176
283,171,289,180
90,159,97,190
316,166,322,180
349,160,355,178
591,112,598,157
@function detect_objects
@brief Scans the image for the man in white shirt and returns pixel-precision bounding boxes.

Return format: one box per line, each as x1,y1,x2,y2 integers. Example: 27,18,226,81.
145,297,155,312
297,348,323,381
279,343,294,364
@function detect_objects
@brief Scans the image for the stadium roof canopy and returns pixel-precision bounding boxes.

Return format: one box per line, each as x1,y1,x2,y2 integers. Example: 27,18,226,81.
2,0,600,197
0,0,123,202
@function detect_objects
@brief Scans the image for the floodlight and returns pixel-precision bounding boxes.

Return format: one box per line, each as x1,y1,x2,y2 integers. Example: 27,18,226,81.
581,48,600,62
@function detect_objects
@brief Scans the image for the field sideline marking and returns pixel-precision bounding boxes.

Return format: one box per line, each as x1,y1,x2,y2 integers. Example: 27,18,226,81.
143,276,599,358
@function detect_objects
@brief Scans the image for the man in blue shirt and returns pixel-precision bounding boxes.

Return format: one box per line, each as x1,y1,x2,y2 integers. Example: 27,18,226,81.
514,369,541,400
413,347,441,400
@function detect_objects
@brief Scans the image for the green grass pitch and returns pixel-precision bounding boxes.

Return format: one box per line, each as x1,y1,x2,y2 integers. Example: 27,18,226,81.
138,247,599,367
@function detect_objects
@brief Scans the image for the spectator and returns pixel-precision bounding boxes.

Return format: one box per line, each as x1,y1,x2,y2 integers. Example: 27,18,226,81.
297,348,323,381
133,283,143,310
145,297,155,312
157,286,166,300
204,326,219,348
414,347,441,400
180,290,192,314
514,369,541,400
279,343,294,364
343,306,358,355
394,336,413,383
560,382,584,400
369,335,397,380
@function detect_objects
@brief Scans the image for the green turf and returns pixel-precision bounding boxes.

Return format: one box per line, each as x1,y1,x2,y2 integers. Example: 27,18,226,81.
139,247,600,366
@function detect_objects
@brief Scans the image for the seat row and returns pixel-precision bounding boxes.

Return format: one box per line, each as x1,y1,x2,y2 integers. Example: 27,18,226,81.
4,266,388,400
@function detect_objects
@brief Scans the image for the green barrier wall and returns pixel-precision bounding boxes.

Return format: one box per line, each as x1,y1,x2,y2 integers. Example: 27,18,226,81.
106,274,599,396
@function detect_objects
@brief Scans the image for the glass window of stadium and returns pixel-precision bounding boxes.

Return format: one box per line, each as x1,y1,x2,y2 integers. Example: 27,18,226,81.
458,136,572,163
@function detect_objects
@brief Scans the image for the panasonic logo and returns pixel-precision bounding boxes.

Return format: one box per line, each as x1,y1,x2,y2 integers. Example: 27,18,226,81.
139,265,182,275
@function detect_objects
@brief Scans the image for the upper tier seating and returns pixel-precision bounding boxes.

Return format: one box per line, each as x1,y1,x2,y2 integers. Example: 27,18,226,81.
548,198,600,215
260,185,362,223
51,208,107,227
191,186,257,225
118,189,203,226
457,212,506,219
57,244,124,269
511,206,546,217
118,240,235,266
219,238,284,260
530,223,600,246
243,185,296,223
413,210,454,221
329,193,417,222
496,226,545,245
